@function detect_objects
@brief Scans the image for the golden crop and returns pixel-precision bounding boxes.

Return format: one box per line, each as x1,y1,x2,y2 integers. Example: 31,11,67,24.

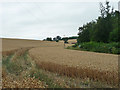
2,38,119,87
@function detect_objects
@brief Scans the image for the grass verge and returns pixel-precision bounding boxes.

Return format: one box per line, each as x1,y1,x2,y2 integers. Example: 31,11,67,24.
2,47,118,88
2,48,62,88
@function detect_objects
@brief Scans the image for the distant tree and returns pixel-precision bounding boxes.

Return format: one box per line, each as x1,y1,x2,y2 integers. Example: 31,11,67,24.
68,36,78,39
56,36,61,40
92,1,112,42
105,1,111,17
46,37,52,41
99,2,105,17
78,23,91,43
52,36,61,42
53,38,56,41
62,37,68,43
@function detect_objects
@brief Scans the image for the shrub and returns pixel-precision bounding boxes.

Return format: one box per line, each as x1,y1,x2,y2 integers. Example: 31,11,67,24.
111,47,118,54
71,42,119,54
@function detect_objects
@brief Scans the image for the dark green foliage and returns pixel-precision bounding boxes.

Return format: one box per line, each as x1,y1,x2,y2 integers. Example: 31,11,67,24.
53,36,61,42
68,36,78,39
52,36,61,42
77,1,119,43
46,37,52,41
56,36,61,40
109,28,118,42
72,42,119,54
62,37,69,43
75,1,119,54
62,36,78,40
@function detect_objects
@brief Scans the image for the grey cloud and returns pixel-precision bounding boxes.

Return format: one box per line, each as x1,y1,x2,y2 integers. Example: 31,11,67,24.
1,2,118,40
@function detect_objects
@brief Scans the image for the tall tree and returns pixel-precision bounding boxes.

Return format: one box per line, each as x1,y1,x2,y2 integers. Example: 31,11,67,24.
77,1,119,43
99,2,105,18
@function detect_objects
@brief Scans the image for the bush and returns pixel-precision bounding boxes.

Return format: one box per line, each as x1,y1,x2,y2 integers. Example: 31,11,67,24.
77,42,119,54
111,47,118,54
109,28,118,42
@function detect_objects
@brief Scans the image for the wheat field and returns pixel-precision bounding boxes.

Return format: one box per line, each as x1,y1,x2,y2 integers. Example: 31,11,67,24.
2,38,119,87
29,47,118,72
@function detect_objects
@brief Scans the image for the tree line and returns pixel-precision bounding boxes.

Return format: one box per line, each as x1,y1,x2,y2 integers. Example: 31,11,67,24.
44,36,78,42
77,1,119,44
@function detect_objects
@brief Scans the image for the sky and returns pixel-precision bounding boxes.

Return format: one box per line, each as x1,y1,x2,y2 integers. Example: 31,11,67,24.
0,1,118,40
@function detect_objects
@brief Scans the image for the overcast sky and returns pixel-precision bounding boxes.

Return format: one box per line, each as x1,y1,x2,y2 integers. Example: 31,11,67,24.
0,1,118,40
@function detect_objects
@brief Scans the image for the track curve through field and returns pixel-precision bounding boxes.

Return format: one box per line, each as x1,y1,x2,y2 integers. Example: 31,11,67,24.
2,38,118,72
2,38,119,86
